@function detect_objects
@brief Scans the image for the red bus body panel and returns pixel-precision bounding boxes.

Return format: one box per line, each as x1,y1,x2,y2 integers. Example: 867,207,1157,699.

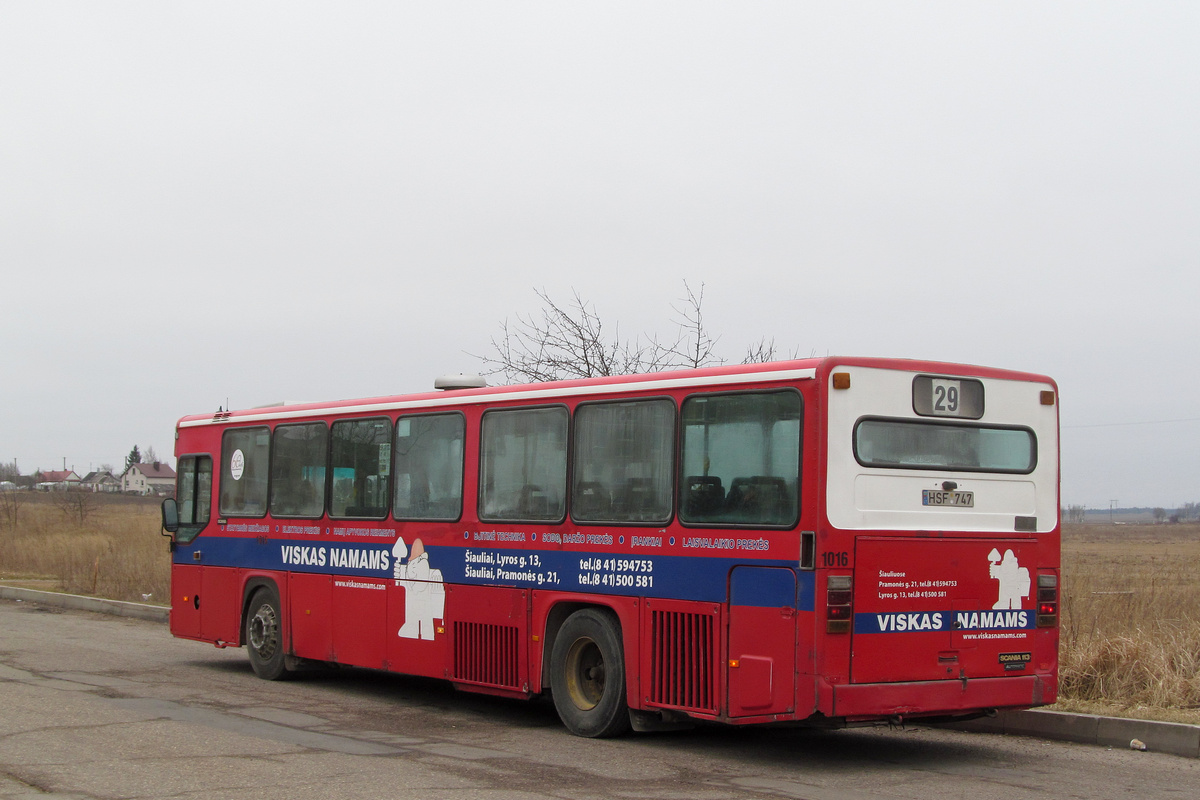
165,356,1059,728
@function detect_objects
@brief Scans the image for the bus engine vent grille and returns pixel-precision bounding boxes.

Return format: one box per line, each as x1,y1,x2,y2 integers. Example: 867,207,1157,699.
649,609,717,712
453,621,520,689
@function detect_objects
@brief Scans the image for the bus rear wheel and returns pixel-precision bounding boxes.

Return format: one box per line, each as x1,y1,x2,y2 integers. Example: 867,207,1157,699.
245,587,289,680
550,609,630,738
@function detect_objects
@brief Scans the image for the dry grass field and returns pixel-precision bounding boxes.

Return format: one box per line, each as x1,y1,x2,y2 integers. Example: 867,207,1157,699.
0,492,170,604
2,497,1198,724
1057,522,1200,724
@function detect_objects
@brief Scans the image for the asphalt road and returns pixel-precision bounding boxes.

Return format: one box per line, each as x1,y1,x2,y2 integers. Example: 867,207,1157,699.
1,598,1197,800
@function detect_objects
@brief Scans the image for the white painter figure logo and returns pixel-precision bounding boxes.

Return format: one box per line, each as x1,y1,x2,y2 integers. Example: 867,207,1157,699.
392,537,445,640
988,548,1030,610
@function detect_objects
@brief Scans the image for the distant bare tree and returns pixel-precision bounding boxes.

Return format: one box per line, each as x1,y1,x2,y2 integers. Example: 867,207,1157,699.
0,459,19,482
1064,504,1087,524
477,282,726,384
53,487,100,526
743,337,816,364
142,446,158,465
0,487,27,529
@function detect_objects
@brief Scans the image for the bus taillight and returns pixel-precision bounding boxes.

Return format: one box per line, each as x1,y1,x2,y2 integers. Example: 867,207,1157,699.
1037,573,1058,627
827,575,853,633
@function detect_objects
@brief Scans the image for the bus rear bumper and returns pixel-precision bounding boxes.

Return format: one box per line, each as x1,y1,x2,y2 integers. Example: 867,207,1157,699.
831,674,1052,721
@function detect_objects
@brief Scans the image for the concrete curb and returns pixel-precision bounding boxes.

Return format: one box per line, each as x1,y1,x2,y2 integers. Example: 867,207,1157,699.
0,585,169,623
941,708,1200,759
3,586,1197,758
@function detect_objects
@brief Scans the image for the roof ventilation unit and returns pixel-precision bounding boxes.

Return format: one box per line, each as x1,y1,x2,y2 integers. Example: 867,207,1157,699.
434,374,488,391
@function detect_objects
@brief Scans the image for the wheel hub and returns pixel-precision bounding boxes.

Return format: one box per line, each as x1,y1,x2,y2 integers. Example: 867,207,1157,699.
565,637,606,710
248,603,278,660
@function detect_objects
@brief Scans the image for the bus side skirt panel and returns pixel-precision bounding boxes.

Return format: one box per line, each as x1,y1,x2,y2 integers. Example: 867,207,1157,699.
288,571,332,661
169,563,202,640
444,584,527,694
199,566,242,645
640,598,724,716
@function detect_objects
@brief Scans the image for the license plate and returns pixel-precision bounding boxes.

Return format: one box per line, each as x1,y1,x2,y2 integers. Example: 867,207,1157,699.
922,490,974,507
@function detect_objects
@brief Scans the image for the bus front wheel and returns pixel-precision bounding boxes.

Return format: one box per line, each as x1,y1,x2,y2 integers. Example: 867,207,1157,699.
245,587,289,680
550,608,631,738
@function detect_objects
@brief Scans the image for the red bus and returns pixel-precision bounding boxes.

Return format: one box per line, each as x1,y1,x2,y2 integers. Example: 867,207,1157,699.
161,357,1060,737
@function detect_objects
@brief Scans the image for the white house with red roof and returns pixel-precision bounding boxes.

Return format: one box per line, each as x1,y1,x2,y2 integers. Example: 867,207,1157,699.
35,470,81,490
120,462,176,495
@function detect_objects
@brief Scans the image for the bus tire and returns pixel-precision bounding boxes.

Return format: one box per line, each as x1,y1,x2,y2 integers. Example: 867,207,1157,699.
550,608,631,738
245,586,289,681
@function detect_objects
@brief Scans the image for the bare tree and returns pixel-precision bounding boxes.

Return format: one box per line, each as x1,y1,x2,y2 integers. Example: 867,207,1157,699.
53,487,101,526
0,459,19,482
1064,504,1087,524
477,282,726,384
658,281,721,370
743,337,779,364
742,337,816,364
0,487,27,529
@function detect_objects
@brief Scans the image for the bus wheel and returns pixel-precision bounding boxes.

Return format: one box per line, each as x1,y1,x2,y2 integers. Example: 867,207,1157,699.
550,609,631,738
245,587,289,680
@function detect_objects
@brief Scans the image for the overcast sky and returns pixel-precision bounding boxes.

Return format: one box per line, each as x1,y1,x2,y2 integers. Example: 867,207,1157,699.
2,3,1196,509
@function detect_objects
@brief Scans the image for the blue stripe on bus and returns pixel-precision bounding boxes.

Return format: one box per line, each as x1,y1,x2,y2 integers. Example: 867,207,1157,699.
730,566,802,608
172,537,815,610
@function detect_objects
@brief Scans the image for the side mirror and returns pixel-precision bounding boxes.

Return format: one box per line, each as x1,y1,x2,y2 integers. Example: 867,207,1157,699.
161,497,180,535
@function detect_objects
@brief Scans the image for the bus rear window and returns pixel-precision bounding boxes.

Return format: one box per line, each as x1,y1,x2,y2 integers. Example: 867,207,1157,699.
854,418,1036,473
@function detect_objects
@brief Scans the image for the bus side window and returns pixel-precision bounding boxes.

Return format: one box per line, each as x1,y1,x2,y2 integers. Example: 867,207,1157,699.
176,455,213,543
330,417,391,518
394,413,465,521
480,407,567,522
571,399,674,524
219,427,270,517
679,391,801,528
270,422,328,518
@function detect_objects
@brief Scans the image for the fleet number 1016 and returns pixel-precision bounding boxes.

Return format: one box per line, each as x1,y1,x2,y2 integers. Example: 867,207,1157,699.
821,551,849,567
